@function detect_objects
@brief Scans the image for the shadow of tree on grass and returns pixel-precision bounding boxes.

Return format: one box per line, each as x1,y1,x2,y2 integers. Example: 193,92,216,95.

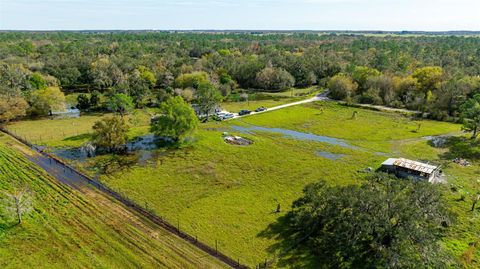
440,136,480,160
89,154,139,175
62,133,92,142
257,213,321,268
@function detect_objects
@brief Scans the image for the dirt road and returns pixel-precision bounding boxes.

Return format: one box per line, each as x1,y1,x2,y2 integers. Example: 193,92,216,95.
228,91,330,120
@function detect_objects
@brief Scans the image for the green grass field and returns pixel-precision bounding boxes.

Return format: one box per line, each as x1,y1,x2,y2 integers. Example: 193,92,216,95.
0,134,226,269
6,101,480,267
5,110,153,148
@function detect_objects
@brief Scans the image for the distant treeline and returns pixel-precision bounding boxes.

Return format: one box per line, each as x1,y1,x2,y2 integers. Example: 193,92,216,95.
1,32,480,121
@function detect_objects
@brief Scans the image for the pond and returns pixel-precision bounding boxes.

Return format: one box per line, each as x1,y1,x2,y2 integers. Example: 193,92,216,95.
51,108,81,119
316,151,345,160
231,125,357,149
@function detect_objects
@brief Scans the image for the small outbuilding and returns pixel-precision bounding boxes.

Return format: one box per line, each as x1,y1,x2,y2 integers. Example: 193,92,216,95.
381,158,441,183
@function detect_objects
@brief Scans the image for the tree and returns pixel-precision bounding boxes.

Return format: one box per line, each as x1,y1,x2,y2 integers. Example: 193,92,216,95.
106,93,134,117
232,55,263,88
174,87,195,102
1,187,33,225
28,72,47,90
150,96,198,143
328,74,358,100
29,86,66,116
0,63,31,93
255,67,295,92
412,66,444,94
89,90,101,108
0,94,29,123
77,94,91,110
138,66,157,88
127,66,157,107
92,116,129,152
195,82,222,120
396,76,419,108
174,72,209,89
216,68,237,97
352,66,381,92
289,173,453,268
460,94,480,140
90,57,124,89
366,75,396,105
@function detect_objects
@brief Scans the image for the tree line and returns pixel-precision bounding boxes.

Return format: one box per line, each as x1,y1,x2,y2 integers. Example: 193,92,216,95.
1,32,480,123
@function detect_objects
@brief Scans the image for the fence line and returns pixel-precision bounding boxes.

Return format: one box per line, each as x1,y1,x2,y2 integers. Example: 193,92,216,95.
1,127,249,269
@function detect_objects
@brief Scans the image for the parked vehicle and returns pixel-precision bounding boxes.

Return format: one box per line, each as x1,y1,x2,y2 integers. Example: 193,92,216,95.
216,112,227,118
221,113,235,120
238,109,251,116
255,106,267,112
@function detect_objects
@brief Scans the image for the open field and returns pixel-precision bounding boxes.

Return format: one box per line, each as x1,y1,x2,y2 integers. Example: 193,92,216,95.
236,102,460,152
5,111,153,148
0,134,227,269
7,101,480,267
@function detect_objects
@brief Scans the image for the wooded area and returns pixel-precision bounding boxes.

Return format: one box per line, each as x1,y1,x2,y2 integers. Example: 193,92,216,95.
1,32,480,123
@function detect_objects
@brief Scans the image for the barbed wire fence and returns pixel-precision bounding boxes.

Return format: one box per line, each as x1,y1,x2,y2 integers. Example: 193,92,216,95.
1,127,260,269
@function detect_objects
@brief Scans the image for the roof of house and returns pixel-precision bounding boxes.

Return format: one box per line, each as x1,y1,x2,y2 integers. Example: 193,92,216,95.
382,158,438,174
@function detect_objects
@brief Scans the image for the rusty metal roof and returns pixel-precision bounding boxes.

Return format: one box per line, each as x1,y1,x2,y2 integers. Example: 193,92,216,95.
392,158,438,174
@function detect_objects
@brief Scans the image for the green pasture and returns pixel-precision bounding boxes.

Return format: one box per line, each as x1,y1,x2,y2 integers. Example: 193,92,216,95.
7,101,480,268
0,135,226,269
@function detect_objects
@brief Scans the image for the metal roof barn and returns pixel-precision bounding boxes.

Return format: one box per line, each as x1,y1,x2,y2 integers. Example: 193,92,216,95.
380,158,441,182
392,158,437,174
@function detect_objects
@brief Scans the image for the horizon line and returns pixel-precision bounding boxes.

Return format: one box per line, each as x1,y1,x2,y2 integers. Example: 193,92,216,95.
1,29,480,33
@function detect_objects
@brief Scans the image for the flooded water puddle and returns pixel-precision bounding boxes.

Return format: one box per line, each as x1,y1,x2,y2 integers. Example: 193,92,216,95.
231,125,357,149
127,134,158,151
53,148,90,161
316,151,345,160
50,134,165,164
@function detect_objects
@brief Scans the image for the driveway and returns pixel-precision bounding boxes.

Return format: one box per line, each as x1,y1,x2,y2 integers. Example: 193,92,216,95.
227,91,330,120
225,90,421,120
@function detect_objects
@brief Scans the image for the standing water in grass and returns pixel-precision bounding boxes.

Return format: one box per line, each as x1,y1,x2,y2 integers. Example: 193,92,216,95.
231,125,357,149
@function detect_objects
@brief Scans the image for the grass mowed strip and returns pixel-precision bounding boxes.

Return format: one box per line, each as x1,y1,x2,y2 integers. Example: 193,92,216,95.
0,134,227,269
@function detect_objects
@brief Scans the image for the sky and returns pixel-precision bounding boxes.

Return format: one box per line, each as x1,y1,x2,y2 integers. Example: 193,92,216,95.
1,0,479,31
